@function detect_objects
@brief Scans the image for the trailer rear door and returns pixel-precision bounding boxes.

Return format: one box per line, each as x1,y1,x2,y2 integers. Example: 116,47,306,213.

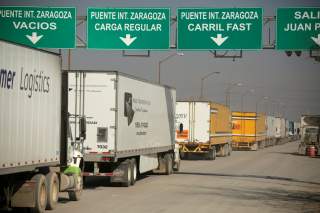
194,102,210,143
68,72,116,154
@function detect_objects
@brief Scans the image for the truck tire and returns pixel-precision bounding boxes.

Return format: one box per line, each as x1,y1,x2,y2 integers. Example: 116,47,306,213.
219,145,225,157
68,174,83,201
207,148,216,160
224,144,230,157
228,144,232,156
222,144,228,157
31,174,47,213
122,160,132,187
251,143,258,151
130,158,137,186
164,154,173,175
45,172,59,210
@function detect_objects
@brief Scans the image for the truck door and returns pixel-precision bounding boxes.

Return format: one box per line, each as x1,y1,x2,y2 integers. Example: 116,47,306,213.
69,72,116,154
193,102,210,143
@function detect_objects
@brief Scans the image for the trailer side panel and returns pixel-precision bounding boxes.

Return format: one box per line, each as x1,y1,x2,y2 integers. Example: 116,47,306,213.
0,40,61,175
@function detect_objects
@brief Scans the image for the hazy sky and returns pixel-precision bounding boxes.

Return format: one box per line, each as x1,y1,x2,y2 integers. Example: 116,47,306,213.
1,0,320,121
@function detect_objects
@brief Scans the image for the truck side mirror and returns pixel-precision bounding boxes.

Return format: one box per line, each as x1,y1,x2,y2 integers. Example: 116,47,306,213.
79,116,87,140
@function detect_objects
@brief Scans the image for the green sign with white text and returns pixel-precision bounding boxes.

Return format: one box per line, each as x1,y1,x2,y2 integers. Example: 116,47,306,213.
0,7,76,48
277,8,320,50
87,8,170,50
177,8,263,50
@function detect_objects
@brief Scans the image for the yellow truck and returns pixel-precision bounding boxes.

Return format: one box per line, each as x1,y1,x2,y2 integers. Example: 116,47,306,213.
232,112,267,151
175,101,232,160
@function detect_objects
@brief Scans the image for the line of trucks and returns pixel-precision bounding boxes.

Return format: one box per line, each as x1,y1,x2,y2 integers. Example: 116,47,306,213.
175,103,301,157
0,40,179,212
0,40,317,212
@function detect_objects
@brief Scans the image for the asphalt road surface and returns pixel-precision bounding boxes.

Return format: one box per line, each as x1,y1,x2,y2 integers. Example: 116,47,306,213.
53,141,320,213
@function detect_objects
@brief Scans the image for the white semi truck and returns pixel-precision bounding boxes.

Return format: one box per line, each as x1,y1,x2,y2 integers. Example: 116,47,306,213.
0,40,84,212
68,71,180,186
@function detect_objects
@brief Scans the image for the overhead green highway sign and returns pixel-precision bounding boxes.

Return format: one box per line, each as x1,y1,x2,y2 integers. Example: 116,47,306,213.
277,8,320,50
87,8,170,50
0,6,76,48
177,8,263,50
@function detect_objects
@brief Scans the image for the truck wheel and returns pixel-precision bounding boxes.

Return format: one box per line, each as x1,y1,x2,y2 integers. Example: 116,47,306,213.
45,172,59,210
251,143,258,151
68,174,83,201
219,145,225,157
223,144,228,157
207,148,216,160
31,174,47,213
122,160,132,187
228,144,232,156
130,158,137,186
164,154,173,175
223,144,229,157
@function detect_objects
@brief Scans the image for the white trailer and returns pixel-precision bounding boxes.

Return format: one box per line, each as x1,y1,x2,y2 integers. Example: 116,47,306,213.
175,101,232,159
175,101,210,144
68,71,179,186
0,40,83,212
175,101,213,159
275,117,286,144
266,116,276,146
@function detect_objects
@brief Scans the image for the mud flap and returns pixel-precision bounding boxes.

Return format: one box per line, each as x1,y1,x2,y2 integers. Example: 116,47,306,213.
110,161,129,183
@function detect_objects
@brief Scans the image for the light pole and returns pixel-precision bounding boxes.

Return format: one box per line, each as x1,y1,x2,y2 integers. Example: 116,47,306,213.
272,100,281,117
279,102,287,117
270,100,278,116
200,71,220,100
264,99,271,116
255,96,268,143
157,52,184,84
225,82,243,108
239,89,254,142
255,96,269,115
240,89,255,114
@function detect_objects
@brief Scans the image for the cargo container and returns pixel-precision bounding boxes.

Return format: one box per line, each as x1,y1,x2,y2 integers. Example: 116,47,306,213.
0,40,83,212
266,116,277,146
175,101,232,160
68,71,180,186
231,112,267,151
298,115,320,155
